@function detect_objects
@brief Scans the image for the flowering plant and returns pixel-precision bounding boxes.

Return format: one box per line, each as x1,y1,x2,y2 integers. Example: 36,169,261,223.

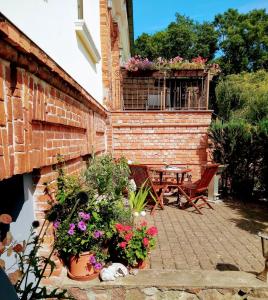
113,221,158,266
53,210,107,266
125,55,220,73
125,55,153,72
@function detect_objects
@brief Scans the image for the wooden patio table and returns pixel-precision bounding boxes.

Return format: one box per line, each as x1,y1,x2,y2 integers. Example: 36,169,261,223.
149,166,192,185
149,166,192,208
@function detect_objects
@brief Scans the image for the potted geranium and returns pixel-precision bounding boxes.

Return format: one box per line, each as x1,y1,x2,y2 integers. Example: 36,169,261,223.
113,221,158,268
53,210,108,281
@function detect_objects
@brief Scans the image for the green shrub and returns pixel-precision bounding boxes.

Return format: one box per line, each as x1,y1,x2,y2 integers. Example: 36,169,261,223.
216,70,268,122
209,120,257,199
85,154,130,200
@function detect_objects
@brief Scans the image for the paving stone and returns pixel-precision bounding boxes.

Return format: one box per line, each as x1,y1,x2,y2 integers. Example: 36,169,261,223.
145,200,267,272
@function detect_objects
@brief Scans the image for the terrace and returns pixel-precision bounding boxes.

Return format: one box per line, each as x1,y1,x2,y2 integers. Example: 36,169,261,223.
121,68,210,111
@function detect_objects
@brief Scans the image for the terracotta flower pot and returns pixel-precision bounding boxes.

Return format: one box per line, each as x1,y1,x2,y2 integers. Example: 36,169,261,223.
68,252,100,281
132,259,147,269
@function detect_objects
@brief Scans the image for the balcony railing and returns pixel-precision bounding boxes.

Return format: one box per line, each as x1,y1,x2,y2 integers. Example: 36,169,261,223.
120,70,210,111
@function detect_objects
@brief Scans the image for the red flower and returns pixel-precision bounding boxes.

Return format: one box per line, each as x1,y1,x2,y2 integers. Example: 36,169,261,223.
119,242,127,248
141,221,147,227
125,232,133,242
143,237,149,247
124,225,132,231
13,244,23,253
147,226,158,236
115,223,125,232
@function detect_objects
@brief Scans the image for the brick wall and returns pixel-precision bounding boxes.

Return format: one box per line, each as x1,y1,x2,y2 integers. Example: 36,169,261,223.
99,0,122,111
109,111,212,179
0,16,108,276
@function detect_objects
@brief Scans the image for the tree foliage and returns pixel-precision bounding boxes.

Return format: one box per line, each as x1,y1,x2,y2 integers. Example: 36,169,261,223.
134,9,268,75
215,70,268,122
210,70,268,199
215,9,268,74
134,14,218,61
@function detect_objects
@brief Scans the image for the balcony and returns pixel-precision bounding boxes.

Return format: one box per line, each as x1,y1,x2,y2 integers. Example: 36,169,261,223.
120,68,212,111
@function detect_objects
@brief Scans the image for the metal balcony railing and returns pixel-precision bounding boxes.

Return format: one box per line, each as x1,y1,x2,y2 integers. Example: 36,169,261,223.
121,75,209,111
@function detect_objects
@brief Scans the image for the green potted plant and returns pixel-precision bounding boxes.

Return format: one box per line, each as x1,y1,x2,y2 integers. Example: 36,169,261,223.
129,182,150,219
113,221,158,268
47,154,133,280
53,209,108,281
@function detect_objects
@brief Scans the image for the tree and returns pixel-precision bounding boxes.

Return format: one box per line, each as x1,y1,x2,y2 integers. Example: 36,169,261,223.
215,70,268,122
214,9,268,74
134,14,218,61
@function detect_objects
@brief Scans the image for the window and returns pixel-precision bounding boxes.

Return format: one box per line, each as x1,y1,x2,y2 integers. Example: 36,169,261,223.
77,0,83,19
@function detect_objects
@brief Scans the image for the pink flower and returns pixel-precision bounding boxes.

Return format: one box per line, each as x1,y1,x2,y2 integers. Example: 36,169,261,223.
94,262,102,270
53,221,60,229
143,237,149,247
125,233,133,242
77,221,87,231
141,221,147,227
68,229,75,235
119,242,127,248
79,212,91,220
115,223,125,232
147,226,158,236
69,223,75,230
93,230,103,238
90,255,96,264
124,225,132,231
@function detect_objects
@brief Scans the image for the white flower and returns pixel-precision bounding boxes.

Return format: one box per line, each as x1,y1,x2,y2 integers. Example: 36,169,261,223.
140,211,146,217
133,211,139,217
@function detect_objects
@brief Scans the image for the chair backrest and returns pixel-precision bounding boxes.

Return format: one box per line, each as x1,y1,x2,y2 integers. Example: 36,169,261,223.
129,164,151,189
196,164,220,193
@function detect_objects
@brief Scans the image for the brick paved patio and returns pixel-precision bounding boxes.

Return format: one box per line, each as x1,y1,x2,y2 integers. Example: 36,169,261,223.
145,199,268,273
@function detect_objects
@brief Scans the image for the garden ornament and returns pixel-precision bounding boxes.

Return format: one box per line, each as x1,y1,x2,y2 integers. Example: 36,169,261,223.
100,263,128,281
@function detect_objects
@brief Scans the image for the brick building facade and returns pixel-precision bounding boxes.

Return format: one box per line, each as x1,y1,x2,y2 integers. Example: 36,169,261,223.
0,0,212,277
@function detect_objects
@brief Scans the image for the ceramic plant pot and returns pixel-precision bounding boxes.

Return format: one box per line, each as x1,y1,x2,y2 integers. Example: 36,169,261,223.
68,252,100,281
132,259,147,269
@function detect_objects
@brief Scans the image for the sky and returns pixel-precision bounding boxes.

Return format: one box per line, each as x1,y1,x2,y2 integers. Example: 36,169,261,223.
133,0,268,38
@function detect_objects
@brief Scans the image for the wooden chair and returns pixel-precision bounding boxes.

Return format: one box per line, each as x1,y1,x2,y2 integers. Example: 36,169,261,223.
129,164,167,215
177,164,220,214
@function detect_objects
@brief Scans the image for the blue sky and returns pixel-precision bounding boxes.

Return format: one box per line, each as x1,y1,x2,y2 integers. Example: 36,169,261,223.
133,0,268,38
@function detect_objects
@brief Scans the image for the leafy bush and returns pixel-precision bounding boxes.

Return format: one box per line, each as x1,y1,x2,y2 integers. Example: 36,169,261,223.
209,119,266,199
216,71,268,122
85,154,130,200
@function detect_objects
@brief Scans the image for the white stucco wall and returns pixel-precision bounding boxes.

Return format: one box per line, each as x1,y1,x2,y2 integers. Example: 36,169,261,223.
0,0,103,103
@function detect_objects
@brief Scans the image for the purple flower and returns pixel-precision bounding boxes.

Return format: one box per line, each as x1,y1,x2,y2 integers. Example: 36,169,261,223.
77,221,87,231
90,255,96,264
79,212,85,218
93,230,103,238
94,263,102,270
82,213,90,220
79,212,91,221
53,221,60,229
69,223,75,230
68,229,75,235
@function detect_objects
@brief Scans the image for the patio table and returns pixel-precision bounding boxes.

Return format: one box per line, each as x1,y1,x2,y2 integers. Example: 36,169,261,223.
149,166,191,185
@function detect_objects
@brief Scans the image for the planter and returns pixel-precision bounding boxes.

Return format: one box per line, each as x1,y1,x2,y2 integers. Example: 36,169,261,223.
132,259,148,269
68,252,100,281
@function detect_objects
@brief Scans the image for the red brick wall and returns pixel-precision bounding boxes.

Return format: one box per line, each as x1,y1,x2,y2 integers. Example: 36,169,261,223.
0,18,108,276
0,59,107,181
109,111,212,179
99,0,122,111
